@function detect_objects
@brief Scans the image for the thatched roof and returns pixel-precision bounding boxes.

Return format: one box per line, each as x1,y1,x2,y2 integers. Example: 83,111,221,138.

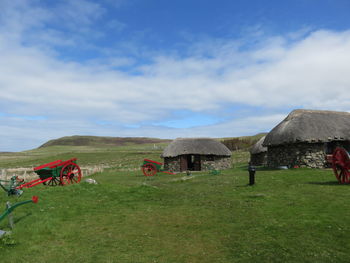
263,109,350,146
161,138,232,158
250,136,267,154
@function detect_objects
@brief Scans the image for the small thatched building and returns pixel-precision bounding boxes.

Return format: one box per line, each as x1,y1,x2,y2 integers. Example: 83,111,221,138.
161,138,232,172
263,109,350,168
250,136,267,166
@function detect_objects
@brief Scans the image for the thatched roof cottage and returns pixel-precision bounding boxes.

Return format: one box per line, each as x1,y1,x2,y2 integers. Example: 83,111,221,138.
161,138,232,172
250,136,267,166
263,109,350,168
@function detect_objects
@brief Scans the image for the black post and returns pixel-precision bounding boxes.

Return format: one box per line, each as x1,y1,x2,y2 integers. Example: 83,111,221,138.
248,164,256,185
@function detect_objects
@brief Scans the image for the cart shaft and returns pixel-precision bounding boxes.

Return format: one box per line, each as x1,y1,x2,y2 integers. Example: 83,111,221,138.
16,177,53,189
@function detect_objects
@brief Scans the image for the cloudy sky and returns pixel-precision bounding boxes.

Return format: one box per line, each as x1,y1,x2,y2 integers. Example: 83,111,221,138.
1,0,350,151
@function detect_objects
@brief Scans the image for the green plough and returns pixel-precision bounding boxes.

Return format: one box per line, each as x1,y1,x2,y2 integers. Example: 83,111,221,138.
0,196,38,238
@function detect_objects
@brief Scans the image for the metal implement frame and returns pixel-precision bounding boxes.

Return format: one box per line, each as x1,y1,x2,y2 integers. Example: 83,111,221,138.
0,196,38,237
0,176,25,196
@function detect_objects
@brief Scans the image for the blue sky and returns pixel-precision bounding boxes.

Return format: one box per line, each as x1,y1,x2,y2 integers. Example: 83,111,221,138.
1,0,350,151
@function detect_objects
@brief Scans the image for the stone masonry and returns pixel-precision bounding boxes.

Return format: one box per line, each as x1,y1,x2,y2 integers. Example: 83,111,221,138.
201,155,232,171
267,143,326,168
163,156,180,172
164,155,231,172
250,152,267,166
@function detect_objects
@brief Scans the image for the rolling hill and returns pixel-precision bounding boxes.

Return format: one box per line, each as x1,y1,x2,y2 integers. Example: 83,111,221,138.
39,135,172,148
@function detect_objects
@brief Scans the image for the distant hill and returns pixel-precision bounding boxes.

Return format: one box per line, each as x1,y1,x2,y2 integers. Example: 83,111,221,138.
39,136,172,148
220,133,268,141
38,134,267,150
220,133,268,151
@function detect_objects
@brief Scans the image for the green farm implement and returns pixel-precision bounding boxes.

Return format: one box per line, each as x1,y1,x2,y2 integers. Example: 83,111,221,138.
0,159,79,238
0,176,25,197
141,159,175,176
0,196,38,237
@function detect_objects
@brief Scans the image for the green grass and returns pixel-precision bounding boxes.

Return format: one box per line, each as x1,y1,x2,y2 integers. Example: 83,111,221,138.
0,144,166,169
1,147,350,262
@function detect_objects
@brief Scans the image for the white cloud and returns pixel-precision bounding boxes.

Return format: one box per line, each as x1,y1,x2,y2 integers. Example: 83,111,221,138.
1,1,350,151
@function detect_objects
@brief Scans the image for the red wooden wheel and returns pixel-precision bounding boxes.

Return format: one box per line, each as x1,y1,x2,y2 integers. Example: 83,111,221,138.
60,162,82,185
49,177,61,186
332,147,350,184
43,177,61,186
142,163,157,176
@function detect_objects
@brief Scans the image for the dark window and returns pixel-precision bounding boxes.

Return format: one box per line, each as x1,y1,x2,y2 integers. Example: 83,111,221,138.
325,141,350,154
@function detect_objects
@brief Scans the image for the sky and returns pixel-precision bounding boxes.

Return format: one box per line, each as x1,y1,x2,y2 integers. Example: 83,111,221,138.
1,0,350,151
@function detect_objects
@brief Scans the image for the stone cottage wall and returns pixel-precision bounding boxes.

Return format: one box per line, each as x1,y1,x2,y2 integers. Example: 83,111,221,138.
201,155,232,170
250,152,267,166
164,157,180,172
164,155,232,172
267,143,326,168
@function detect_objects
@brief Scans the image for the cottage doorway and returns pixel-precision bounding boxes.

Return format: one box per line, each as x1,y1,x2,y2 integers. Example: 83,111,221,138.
180,155,201,171
186,155,201,171
180,155,187,171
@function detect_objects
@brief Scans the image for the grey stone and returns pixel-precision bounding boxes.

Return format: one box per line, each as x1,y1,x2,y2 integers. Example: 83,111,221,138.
84,178,98,184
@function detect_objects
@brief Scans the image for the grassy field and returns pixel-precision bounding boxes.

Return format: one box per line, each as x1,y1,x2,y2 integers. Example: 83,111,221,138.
0,144,169,169
1,145,350,262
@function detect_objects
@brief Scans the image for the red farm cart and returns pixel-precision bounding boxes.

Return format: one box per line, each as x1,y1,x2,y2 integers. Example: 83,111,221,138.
329,147,350,184
17,158,82,189
141,159,175,176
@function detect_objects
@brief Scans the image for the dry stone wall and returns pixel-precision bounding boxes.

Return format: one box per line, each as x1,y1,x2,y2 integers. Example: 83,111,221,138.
163,157,181,172
164,155,231,172
201,156,231,170
267,143,326,168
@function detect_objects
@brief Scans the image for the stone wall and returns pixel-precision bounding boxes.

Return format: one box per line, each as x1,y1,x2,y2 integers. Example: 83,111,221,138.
267,143,326,168
164,155,232,172
201,155,232,171
164,157,181,172
250,152,267,166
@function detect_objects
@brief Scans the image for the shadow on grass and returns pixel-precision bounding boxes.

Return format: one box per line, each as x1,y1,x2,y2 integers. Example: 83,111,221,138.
234,164,295,172
307,181,346,186
234,184,257,188
13,212,32,224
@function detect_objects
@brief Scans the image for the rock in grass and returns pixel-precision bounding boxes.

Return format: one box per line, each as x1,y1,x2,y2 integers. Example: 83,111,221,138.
84,178,98,184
